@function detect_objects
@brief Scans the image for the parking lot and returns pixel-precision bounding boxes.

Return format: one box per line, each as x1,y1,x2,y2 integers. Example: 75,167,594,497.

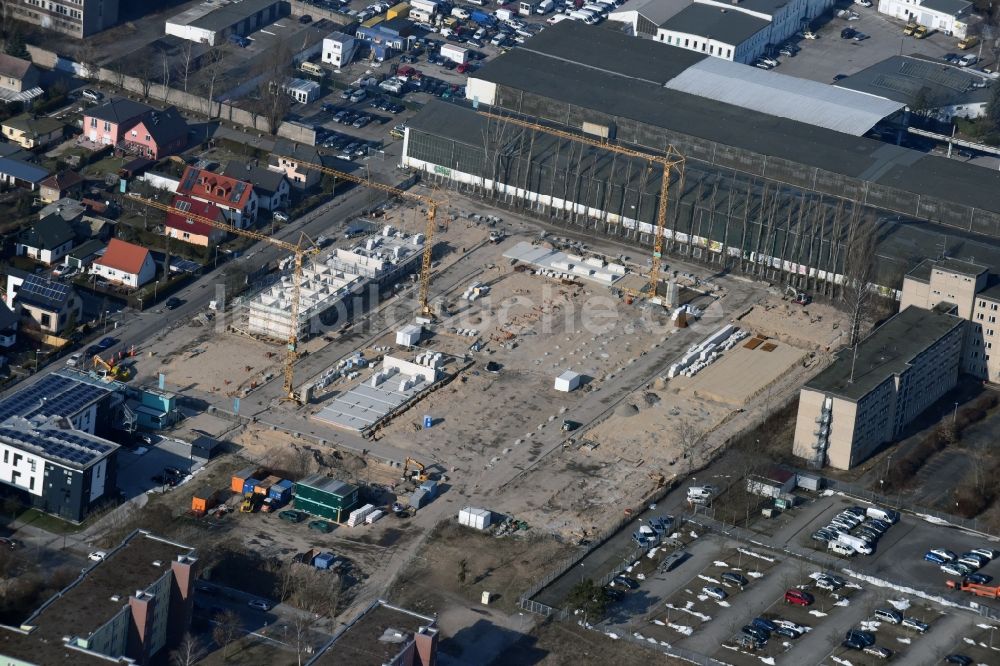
116,436,204,500
768,4,971,84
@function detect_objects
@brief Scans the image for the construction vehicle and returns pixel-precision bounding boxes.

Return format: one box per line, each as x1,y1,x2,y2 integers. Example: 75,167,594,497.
401,457,429,482
92,355,131,381
946,579,1000,598
478,110,684,303
240,493,255,513
268,154,441,317
126,193,320,402
784,285,811,305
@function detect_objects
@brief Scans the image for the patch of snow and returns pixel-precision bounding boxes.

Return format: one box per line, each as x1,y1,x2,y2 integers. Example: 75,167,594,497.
715,600,731,607
666,603,711,621
820,489,835,496
834,597,850,607
782,642,791,648
809,610,828,617
659,640,670,647
625,565,634,573
747,571,764,578
831,657,854,666
844,569,965,610
809,572,823,580
668,622,694,636
697,595,709,601
646,637,657,644
698,574,721,584
647,548,659,559
963,637,976,645
896,637,911,645
637,573,646,581
605,632,619,640
633,632,644,640
889,599,911,611
133,447,147,455
690,530,699,539
844,582,862,590
976,623,994,629
683,589,694,596
670,532,681,539
684,601,694,610
917,513,950,526
713,561,730,567
759,658,776,665
653,619,665,626
860,620,880,631
738,548,775,563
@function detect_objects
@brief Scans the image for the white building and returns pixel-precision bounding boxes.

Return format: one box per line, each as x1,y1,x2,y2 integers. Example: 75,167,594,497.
165,0,287,45
323,32,358,68
282,78,322,104
878,0,973,37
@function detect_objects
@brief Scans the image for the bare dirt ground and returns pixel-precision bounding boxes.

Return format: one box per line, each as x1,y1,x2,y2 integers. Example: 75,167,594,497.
739,296,848,351
677,341,808,406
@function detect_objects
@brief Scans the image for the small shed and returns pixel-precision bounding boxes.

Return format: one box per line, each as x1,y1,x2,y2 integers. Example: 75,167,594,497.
314,552,336,569
191,487,223,515
459,507,492,530
746,467,797,498
396,324,422,346
554,370,581,392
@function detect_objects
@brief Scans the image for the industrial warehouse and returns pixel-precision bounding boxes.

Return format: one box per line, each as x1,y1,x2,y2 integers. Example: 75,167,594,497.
402,21,1000,292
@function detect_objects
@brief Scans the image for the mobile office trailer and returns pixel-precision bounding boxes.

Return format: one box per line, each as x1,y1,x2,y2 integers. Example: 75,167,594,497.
519,0,538,14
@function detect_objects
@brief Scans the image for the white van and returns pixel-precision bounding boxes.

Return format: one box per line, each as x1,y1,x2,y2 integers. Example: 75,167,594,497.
865,507,899,524
583,3,607,14
451,6,470,18
828,541,855,557
568,9,591,20
536,0,554,12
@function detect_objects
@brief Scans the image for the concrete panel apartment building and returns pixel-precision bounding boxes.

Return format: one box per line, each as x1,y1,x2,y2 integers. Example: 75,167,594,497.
9,0,120,38
793,306,965,470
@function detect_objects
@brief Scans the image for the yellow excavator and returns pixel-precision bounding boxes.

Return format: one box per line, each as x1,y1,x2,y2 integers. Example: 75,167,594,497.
92,355,131,381
240,493,255,513
401,457,429,483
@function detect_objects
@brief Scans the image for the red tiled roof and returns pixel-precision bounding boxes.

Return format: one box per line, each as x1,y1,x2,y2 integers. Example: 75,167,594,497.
94,238,149,275
165,195,224,237
176,166,254,210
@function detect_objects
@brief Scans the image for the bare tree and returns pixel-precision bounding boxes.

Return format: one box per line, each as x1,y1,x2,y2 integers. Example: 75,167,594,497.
76,41,99,81
111,60,126,91
161,52,172,104
212,609,242,659
201,47,226,119
250,42,294,134
840,206,878,347
170,632,206,666
180,41,195,93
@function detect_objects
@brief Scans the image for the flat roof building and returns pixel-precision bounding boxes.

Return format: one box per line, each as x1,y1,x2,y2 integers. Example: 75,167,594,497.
7,0,120,38
0,530,197,665
166,0,288,46
792,306,965,469
307,599,438,666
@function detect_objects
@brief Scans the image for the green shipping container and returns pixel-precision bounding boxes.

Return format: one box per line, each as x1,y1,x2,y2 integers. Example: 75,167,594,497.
293,475,359,522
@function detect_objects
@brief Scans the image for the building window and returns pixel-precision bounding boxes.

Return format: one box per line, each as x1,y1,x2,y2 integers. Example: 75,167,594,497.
90,118,96,128
103,121,110,132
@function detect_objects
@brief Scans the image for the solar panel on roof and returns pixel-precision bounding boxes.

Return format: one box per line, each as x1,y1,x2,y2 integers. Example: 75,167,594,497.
18,275,69,303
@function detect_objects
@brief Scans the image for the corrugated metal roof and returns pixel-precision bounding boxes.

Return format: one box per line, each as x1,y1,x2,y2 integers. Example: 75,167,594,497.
665,57,904,136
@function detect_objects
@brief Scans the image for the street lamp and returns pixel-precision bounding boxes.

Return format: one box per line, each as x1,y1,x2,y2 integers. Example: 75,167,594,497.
953,401,959,426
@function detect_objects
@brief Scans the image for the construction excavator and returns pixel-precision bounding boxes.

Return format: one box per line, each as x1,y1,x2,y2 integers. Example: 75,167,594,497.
92,355,131,381
401,457,429,483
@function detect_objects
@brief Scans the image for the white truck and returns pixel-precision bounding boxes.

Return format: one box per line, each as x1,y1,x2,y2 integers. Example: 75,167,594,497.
440,43,469,64
836,534,873,555
865,507,899,524
495,7,514,21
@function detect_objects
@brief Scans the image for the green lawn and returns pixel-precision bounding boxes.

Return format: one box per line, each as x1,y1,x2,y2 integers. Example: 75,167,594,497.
16,508,87,534
83,155,126,178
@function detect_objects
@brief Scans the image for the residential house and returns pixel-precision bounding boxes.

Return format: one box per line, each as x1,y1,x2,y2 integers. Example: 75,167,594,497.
91,238,156,288
176,166,258,228
16,213,77,265
63,239,106,271
222,160,289,212
0,301,17,348
118,106,188,160
38,171,85,204
269,139,326,190
165,195,227,247
82,98,152,146
0,54,41,103
2,115,65,150
39,198,87,225
0,155,48,190
6,269,82,334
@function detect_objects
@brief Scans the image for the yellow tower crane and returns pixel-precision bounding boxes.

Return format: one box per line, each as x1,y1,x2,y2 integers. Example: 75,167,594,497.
125,193,320,402
477,110,685,301
270,156,440,316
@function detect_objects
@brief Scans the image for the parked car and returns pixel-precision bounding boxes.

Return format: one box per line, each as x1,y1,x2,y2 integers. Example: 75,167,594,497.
874,608,902,624
944,655,973,665
82,88,104,101
773,619,807,634
702,586,727,601
308,520,333,533
721,572,749,587
965,573,993,585
751,617,778,633
863,645,892,659
853,32,869,41
165,297,182,310
273,210,290,223
0,537,18,550
970,548,995,561
841,27,857,39
926,549,957,563
247,599,273,611
902,617,929,633
65,352,83,368
784,589,813,606
742,625,769,642
278,510,304,523
942,562,972,577
88,551,107,561
97,337,118,351
845,629,876,647
613,575,639,590
774,625,801,639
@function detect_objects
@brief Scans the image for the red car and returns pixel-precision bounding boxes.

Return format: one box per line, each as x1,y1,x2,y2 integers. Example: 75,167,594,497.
784,589,814,606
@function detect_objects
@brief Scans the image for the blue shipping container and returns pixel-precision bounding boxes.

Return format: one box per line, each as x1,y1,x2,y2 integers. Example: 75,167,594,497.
419,480,438,498
242,478,260,495
314,552,336,570
269,479,293,502
410,489,428,508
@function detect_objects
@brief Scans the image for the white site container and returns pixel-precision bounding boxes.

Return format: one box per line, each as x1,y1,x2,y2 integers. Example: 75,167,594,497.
554,370,582,392
396,324,422,346
459,507,492,530
365,509,384,524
